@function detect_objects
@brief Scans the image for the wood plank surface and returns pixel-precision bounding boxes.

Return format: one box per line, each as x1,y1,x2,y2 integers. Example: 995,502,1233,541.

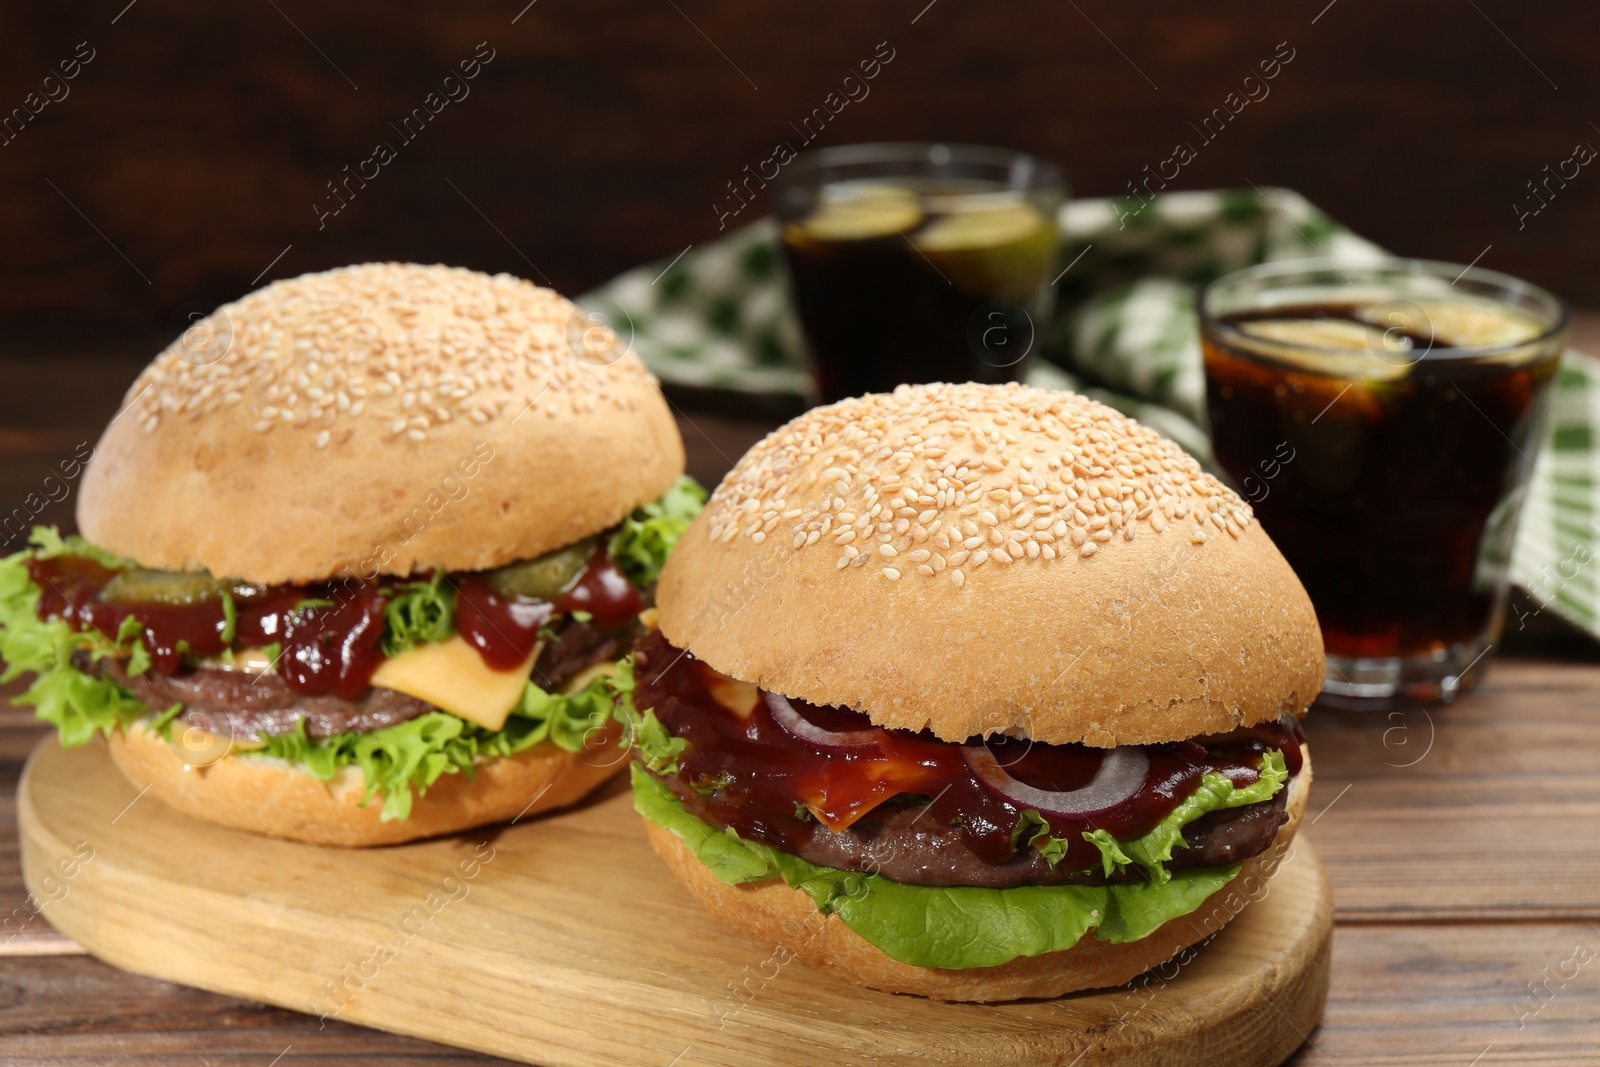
0,710,71,957
6,919,1595,1067
18,735,1333,1067
1301,659,1600,922
8,333,1600,1062
1292,921,1600,1066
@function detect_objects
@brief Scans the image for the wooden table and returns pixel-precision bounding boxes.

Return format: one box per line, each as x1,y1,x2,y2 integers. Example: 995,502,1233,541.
5,330,1600,1064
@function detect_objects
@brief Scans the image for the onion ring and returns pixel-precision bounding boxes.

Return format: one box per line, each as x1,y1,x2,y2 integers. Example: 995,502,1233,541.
963,743,1149,819
764,691,883,750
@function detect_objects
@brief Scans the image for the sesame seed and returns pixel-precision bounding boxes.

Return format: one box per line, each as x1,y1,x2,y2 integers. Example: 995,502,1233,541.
118,262,655,450
883,567,901,581
697,382,1247,582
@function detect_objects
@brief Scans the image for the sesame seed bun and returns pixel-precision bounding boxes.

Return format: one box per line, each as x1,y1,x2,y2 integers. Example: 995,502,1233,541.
106,718,626,847
656,383,1323,747
78,263,685,585
644,744,1311,1001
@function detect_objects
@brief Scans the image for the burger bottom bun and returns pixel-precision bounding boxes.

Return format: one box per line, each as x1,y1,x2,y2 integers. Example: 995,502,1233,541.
107,720,626,847
645,744,1310,1001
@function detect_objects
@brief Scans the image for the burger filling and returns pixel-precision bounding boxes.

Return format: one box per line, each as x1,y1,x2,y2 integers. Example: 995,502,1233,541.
0,477,704,820
622,628,1304,970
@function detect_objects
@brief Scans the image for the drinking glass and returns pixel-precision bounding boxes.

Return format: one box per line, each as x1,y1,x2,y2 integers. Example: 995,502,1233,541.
776,142,1065,403
1200,258,1570,706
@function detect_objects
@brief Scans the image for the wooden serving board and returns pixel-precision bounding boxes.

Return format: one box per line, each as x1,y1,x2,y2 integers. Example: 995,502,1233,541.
19,736,1332,1067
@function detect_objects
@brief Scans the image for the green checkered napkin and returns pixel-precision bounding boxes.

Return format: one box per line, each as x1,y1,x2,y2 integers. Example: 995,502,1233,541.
584,187,1600,637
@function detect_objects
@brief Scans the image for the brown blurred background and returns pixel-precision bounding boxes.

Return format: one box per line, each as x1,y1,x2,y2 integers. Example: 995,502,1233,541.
2,0,1596,545
2,0,1596,343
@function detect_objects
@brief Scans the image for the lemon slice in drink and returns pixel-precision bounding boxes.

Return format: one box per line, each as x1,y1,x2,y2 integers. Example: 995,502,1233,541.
912,202,1046,252
910,202,1056,300
789,184,922,242
1362,299,1543,347
1236,318,1414,382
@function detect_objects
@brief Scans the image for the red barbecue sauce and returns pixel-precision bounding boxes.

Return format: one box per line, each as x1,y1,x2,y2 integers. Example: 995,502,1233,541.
26,544,643,698
631,629,1303,870
27,555,387,700
453,545,644,670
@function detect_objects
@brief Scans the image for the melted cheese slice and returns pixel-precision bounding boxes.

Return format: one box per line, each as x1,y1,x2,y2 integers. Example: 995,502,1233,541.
561,659,620,694
708,675,759,717
369,635,536,732
196,647,279,673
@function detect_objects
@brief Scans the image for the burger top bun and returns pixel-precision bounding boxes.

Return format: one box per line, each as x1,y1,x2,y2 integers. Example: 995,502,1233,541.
658,382,1323,748
79,263,684,585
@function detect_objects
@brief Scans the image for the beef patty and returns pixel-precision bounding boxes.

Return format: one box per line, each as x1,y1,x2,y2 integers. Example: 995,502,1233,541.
657,768,1290,889
91,653,433,739
80,612,638,740
532,616,641,693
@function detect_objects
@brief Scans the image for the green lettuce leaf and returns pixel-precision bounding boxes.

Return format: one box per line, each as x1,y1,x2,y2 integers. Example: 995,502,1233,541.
381,570,455,657
1082,828,1134,879
23,526,131,568
608,476,707,588
1115,749,1289,885
609,656,688,774
1091,867,1244,944
630,765,1242,970
630,761,774,883
1010,808,1073,867
0,531,148,746
113,614,153,677
248,668,625,821
1015,749,1290,886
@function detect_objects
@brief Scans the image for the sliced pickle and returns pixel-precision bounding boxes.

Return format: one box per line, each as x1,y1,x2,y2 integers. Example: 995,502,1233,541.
100,569,248,607
790,184,922,242
486,537,595,600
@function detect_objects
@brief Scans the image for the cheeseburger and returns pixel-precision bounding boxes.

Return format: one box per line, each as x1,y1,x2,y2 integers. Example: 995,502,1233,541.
624,382,1321,1000
0,263,699,845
